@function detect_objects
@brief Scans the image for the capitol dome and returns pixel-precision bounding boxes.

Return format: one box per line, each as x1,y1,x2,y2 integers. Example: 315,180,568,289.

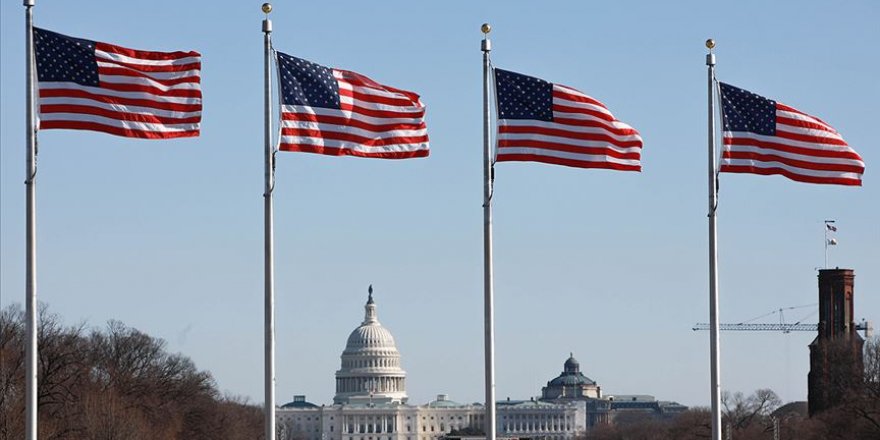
334,286,407,404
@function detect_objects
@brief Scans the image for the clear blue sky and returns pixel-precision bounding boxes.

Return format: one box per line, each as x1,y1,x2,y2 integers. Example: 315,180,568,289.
2,0,878,409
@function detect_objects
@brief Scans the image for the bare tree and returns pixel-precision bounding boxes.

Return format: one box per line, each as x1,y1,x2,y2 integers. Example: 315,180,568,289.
721,387,781,434
823,336,880,438
0,305,26,440
857,336,880,432
0,303,261,439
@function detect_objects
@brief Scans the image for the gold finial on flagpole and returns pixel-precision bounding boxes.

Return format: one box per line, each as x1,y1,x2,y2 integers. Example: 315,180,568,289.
481,23,492,34
706,39,715,50
262,3,272,14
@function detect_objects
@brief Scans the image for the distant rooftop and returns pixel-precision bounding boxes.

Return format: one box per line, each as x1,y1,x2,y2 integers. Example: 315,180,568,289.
281,395,319,409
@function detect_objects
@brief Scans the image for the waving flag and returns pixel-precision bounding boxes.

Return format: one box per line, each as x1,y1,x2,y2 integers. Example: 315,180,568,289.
276,51,428,159
494,68,642,171
34,28,201,139
719,83,864,186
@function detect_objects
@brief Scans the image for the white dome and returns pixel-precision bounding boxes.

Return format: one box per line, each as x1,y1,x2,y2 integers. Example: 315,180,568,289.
345,323,398,351
334,287,407,404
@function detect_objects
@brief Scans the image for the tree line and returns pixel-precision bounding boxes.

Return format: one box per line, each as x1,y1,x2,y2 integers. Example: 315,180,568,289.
3,303,877,439
1,304,262,439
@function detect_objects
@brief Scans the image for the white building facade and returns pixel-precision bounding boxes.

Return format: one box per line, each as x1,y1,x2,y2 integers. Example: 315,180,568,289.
277,396,586,440
277,290,586,440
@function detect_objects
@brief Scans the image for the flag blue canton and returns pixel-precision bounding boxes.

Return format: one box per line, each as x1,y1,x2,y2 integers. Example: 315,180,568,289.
495,68,553,121
34,27,99,86
277,52,340,109
719,82,776,136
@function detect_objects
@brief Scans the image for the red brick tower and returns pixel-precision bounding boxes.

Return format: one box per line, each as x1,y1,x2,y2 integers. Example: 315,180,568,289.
808,269,864,416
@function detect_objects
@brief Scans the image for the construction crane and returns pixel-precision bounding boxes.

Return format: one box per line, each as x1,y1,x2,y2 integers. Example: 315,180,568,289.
692,303,874,337
692,322,872,336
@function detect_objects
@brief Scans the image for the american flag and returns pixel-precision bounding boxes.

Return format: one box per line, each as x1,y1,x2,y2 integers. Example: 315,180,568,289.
719,82,864,186
276,51,428,159
34,27,201,139
494,68,642,171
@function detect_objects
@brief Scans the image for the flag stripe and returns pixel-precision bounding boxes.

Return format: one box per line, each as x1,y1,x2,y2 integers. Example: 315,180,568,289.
338,88,417,108
501,119,642,144
281,106,421,125
39,82,200,105
39,88,201,112
495,68,642,171
553,88,610,112
40,111,199,132
495,153,641,171
93,80,202,98
773,127,847,146
40,97,200,119
720,164,862,186
722,150,866,173
95,56,201,73
40,104,201,124
39,120,199,139
281,128,428,146
719,82,862,185
776,114,839,135
279,144,429,159
35,28,201,139
722,133,863,160
97,66,201,86
498,139,641,160
96,62,199,80
96,44,201,65
334,70,422,103
281,116,426,135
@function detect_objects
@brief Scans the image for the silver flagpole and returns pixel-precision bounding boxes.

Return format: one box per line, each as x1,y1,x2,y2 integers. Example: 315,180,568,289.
24,1,38,440
262,3,276,440
480,23,496,440
705,39,722,440
824,222,828,269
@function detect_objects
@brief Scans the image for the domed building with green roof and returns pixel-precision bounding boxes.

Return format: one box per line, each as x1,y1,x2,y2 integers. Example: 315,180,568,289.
538,355,688,428
540,354,600,401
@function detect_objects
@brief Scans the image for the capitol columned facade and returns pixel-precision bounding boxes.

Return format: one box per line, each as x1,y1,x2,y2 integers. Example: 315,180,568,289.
277,289,683,440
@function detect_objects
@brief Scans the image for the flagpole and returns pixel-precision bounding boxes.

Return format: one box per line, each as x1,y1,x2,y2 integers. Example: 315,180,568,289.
824,222,828,269
262,3,276,440
823,219,835,269
705,38,722,440
480,23,496,440
24,1,38,440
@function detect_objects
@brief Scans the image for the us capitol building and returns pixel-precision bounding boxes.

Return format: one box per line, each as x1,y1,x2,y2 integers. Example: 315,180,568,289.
277,289,685,440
